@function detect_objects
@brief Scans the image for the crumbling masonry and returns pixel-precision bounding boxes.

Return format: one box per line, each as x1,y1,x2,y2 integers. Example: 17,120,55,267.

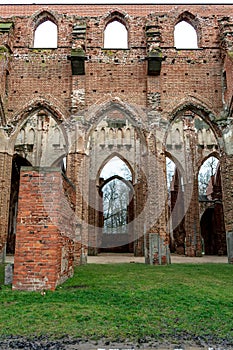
0,4,233,290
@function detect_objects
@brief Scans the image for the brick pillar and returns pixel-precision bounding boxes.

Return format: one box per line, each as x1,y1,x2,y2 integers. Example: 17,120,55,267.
221,155,233,264
133,176,145,257
145,136,170,265
88,178,99,255
66,152,88,264
13,167,75,291
98,179,104,252
0,152,12,263
79,153,89,262
182,115,202,257
184,177,202,256
170,170,186,254
155,151,170,264
128,188,135,254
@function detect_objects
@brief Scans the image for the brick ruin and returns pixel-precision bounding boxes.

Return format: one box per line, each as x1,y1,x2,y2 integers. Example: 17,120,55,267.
0,4,233,290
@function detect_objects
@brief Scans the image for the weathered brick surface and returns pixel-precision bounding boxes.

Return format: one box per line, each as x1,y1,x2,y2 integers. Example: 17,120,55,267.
0,4,231,120
12,168,76,291
0,4,232,279
221,155,233,263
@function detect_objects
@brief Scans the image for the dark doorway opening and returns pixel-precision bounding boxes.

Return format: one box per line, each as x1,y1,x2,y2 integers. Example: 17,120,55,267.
7,154,31,254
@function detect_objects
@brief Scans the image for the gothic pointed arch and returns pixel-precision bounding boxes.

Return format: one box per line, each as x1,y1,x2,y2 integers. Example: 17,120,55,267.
174,11,200,48
9,99,68,158
176,11,199,28
164,97,222,145
99,175,133,192
198,155,226,256
103,9,130,29
31,9,58,28
102,9,130,49
11,98,66,129
198,155,219,196
197,151,220,171
165,154,186,254
30,10,58,48
12,107,68,167
95,151,135,254
97,152,134,182
165,151,185,177
86,98,147,145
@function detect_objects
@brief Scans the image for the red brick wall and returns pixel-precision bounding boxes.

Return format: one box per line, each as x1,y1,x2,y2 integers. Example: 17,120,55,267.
0,4,232,18
0,4,232,266
12,167,77,291
0,4,231,122
223,53,233,109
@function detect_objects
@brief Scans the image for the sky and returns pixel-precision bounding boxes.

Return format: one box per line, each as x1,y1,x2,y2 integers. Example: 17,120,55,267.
0,0,232,3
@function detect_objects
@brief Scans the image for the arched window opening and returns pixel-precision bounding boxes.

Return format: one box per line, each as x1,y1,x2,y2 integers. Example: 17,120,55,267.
100,156,132,236
174,21,198,49
100,156,132,181
198,156,219,198
104,20,128,49
102,178,130,234
166,157,176,193
166,157,185,255
62,156,67,173
199,159,226,256
34,20,58,48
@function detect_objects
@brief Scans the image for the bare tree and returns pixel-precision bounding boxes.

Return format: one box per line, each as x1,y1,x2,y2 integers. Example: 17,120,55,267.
198,157,219,196
103,179,130,234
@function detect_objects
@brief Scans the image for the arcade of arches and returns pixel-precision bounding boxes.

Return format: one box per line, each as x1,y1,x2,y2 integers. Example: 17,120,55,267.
0,4,233,290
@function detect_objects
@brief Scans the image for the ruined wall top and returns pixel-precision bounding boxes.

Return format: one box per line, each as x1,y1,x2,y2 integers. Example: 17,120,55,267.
0,4,232,17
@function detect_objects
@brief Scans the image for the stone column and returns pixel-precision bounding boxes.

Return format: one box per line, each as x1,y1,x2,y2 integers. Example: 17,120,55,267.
0,151,12,263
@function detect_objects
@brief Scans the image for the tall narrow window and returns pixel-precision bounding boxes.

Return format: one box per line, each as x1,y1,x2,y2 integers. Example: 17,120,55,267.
166,157,176,193
174,21,198,49
100,156,132,235
198,156,219,197
34,20,58,48
104,20,128,49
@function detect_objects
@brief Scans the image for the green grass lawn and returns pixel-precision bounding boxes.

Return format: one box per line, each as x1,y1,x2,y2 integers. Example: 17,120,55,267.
0,263,233,344
0,264,4,285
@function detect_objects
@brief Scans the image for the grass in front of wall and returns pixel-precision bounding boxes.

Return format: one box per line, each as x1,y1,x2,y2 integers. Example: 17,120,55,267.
0,263,233,344
0,264,4,285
